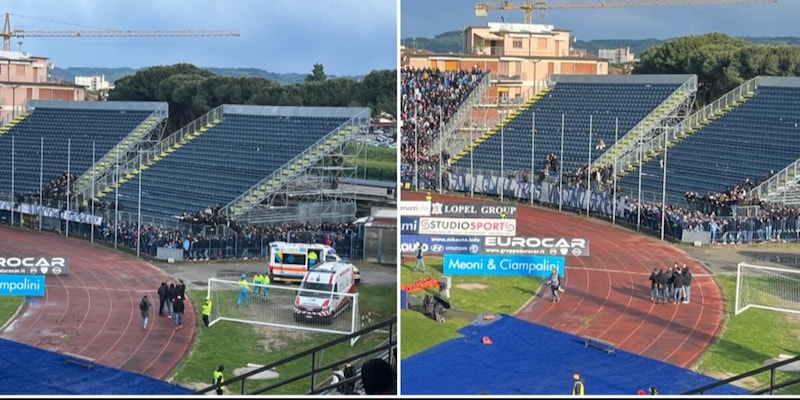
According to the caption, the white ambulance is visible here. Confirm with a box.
[268,242,360,284]
[293,261,357,324]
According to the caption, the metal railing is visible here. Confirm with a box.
[89,106,224,206]
[595,76,697,171]
[682,353,800,395]
[430,73,491,156]
[194,316,397,396]
[220,110,370,219]
[753,158,800,204]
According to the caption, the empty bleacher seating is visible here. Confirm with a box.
[0,101,158,199]
[452,75,687,178]
[110,106,354,220]
[618,79,800,205]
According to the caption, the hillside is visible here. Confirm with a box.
[51,67,363,85]
[401,31,800,59]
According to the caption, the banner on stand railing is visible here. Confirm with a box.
[445,170,629,218]
[0,201,103,226]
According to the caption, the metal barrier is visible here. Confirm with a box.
[683,353,800,395]
[194,315,397,396]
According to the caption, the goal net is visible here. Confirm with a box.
[735,262,800,315]
[207,278,360,339]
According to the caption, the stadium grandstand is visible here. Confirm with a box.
[0,100,379,260]
[405,70,800,245]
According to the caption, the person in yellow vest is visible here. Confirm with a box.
[201,297,212,328]
[572,370,585,396]
[213,364,226,395]
[308,250,319,268]
[500,210,507,219]
[425,191,432,202]
[253,272,263,297]
[237,274,249,307]
[261,272,271,301]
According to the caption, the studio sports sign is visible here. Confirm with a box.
[443,254,565,277]
[429,202,516,219]
[0,257,70,275]
[418,218,516,237]
[482,237,590,257]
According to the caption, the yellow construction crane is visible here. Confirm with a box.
[476,0,778,24]
[1,13,239,52]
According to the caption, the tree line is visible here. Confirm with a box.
[633,33,800,106]
[108,63,396,133]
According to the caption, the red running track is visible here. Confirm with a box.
[0,227,195,379]
[403,191,724,368]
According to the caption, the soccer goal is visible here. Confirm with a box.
[207,278,361,343]
[735,262,800,315]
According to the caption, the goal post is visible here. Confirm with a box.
[735,262,800,316]
[206,278,361,341]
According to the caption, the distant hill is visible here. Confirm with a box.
[401,31,800,58]
[51,67,364,86]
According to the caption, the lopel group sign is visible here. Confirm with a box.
[401,234,482,254]
[400,201,431,217]
[0,257,70,275]
[443,254,565,277]
[419,218,516,237]
[429,202,517,219]
[0,274,46,296]
[482,236,590,257]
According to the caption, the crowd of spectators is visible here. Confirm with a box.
[400,66,487,189]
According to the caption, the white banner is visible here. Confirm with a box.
[0,201,104,226]
[419,217,516,236]
[400,200,431,216]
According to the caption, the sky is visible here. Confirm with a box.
[3,0,398,76]
[401,0,800,42]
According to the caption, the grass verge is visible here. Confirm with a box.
[692,274,800,393]
[0,296,23,326]
[170,283,396,395]
[399,257,541,359]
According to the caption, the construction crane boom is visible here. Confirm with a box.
[2,13,239,52]
[476,0,778,24]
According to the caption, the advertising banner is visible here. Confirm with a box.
[0,275,46,296]
[400,217,420,234]
[419,218,516,237]
[401,234,482,254]
[0,257,70,275]
[443,254,565,277]
[400,201,431,217]
[445,169,628,218]
[0,201,103,226]
[429,202,517,219]
[482,237,590,256]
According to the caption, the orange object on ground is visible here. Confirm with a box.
[401,277,440,293]
[482,336,493,345]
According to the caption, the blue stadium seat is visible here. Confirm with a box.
[618,84,800,204]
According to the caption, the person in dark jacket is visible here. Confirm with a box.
[342,361,357,394]
[648,268,659,302]
[682,264,693,304]
[173,295,185,330]
[167,282,177,318]
[672,270,685,305]
[665,266,676,303]
[157,282,168,316]
[655,269,668,304]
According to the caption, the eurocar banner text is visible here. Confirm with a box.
[0,274,46,296]
[418,218,516,236]
[0,257,69,275]
[482,236,590,256]
[401,234,482,254]
[443,254,565,277]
